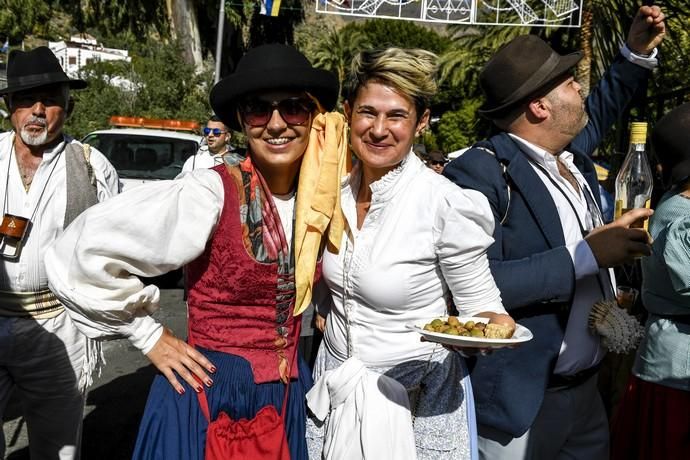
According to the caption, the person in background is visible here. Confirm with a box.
[44,44,349,459]
[306,47,514,459]
[443,5,664,459]
[0,47,119,459]
[426,149,448,174]
[181,115,232,172]
[610,102,690,460]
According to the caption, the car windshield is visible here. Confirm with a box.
[82,132,198,180]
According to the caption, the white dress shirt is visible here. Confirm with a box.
[508,134,615,375]
[273,191,295,254]
[181,145,227,173]
[320,153,505,368]
[0,132,119,293]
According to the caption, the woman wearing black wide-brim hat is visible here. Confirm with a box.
[45,44,351,459]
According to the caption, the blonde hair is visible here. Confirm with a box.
[344,48,438,119]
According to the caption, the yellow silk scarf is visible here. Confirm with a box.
[293,111,351,315]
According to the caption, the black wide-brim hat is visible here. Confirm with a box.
[210,44,338,131]
[0,46,87,95]
[478,35,582,118]
[652,102,690,184]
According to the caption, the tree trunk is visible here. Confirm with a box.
[166,0,203,71]
[576,2,593,97]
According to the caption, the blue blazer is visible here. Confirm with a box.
[443,55,650,437]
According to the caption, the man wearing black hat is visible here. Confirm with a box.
[443,5,665,460]
[0,47,119,459]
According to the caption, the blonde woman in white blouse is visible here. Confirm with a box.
[305,48,515,459]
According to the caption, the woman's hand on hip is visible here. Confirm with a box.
[145,328,216,395]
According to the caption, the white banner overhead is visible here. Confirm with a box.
[315,0,583,27]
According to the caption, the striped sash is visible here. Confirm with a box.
[0,288,64,319]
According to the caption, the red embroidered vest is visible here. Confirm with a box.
[186,165,299,384]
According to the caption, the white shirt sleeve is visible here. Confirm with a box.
[46,169,225,354]
[88,145,121,198]
[181,155,195,174]
[620,43,659,70]
[567,240,601,280]
[433,186,505,316]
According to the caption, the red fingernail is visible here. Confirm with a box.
[195,386,202,393]
[177,387,185,395]
[210,366,216,373]
[205,378,213,387]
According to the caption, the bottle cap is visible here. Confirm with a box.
[630,122,648,144]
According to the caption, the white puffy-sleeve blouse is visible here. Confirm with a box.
[321,153,505,367]
[45,169,224,354]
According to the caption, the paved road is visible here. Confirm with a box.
[3,288,187,460]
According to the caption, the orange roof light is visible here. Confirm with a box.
[109,116,200,132]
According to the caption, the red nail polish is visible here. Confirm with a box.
[210,366,217,373]
[206,379,213,387]
[195,386,202,393]
[177,387,185,395]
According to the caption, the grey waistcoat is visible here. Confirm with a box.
[64,141,98,229]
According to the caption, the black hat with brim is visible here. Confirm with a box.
[210,44,338,132]
[0,46,87,95]
[652,102,690,185]
[478,35,582,118]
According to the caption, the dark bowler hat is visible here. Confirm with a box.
[652,102,690,185]
[478,35,582,118]
[210,44,338,131]
[0,46,87,95]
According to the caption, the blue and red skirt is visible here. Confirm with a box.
[132,347,313,460]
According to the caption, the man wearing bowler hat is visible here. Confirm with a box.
[443,5,665,460]
[0,47,118,458]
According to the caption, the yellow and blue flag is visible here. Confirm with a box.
[260,0,282,16]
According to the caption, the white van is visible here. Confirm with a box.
[82,117,202,191]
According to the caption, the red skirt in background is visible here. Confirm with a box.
[610,374,690,460]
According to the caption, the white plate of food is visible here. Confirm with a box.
[407,316,533,349]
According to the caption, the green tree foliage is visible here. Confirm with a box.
[435,98,491,153]
[648,5,690,109]
[310,25,371,101]
[0,0,52,42]
[60,0,167,39]
[130,41,211,119]
[352,19,450,54]
[294,12,334,62]
[65,60,131,138]
[65,41,212,139]
[439,26,527,95]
